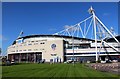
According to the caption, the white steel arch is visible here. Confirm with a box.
[53,6,120,62]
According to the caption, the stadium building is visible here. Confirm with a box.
[7,7,120,63]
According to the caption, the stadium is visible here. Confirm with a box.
[7,7,120,63]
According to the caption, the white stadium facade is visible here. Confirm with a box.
[7,7,120,63]
[7,35,120,63]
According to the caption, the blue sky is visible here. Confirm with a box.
[1,2,119,56]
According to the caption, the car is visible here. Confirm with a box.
[11,60,15,65]
[5,60,11,66]
[41,59,45,63]
[66,60,73,63]
[38,59,45,64]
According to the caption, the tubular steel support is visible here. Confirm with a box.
[53,6,119,62]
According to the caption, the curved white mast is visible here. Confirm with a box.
[88,6,98,62]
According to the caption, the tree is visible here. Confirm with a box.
[0,48,1,54]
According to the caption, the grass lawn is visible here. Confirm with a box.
[2,63,119,77]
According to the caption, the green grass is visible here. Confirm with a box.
[2,63,119,77]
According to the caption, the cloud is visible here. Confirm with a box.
[64,25,78,32]
[48,28,57,31]
[103,13,110,16]
[0,35,2,40]
[0,35,8,41]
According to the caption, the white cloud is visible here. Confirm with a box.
[103,13,110,16]
[64,25,78,32]
[49,28,57,31]
[0,35,2,40]
[0,35,7,41]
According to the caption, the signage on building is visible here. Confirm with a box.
[51,44,56,51]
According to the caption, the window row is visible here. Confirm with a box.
[10,42,45,48]
[11,49,45,52]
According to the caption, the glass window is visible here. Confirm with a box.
[34,43,38,45]
[28,49,31,51]
[23,49,26,51]
[40,42,45,44]
[34,49,38,51]
[19,50,22,52]
[28,44,32,45]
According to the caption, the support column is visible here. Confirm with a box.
[93,15,98,62]
[34,53,36,63]
[19,53,21,63]
[26,53,28,63]
[89,6,98,62]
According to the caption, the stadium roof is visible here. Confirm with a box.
[12,34,94,45]
[12,34,120,45]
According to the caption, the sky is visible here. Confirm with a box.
[1,2,119,56]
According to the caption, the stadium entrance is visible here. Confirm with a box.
[8,52,42,63]
[36,52,42,62]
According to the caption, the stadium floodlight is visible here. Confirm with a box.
[88,6,95,14]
